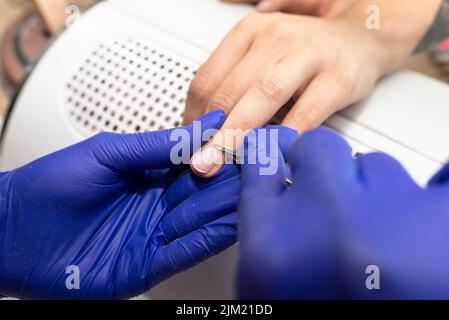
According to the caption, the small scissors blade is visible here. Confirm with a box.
[213,145,242,164]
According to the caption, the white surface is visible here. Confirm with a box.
[341,71,449,164]
[1,0,449,299]
[109,0,253,52]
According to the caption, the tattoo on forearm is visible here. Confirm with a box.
[415,0,449,53]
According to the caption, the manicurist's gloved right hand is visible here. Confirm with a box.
[0,110,240,300]
[238,127,449,299]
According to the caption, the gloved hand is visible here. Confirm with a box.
[0,110,240,300]
[238,127,449,299]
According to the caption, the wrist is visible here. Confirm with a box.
[337,0,443,74]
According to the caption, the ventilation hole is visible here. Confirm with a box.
[66,40,190,136]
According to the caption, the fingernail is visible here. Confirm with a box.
[257,0,272,11]
[191,145,223,174]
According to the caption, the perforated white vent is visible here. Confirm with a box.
[65,39,196,136]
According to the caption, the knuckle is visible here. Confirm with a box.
[209,86,238,113]
[269,19,293,38]
[324,70,354,96]
[242,12,262,25]
[188,70,214,106]
[234,13,259,34]
[307,36,327,55]
[289,105,320,132]
[255,75,285,103]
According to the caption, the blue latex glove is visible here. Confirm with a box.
[0,110,240,300]
[238,127,449,299]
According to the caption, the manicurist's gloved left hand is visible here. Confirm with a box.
[0,110,240,300]
[238,127,449,300]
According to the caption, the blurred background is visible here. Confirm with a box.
[0,0,448,120]
[0,0,94,117]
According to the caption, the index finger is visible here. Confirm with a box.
[183,16,256,125]
[190,55,318,177]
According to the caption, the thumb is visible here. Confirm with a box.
[86,110,226,173]
[256,0,285,12]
